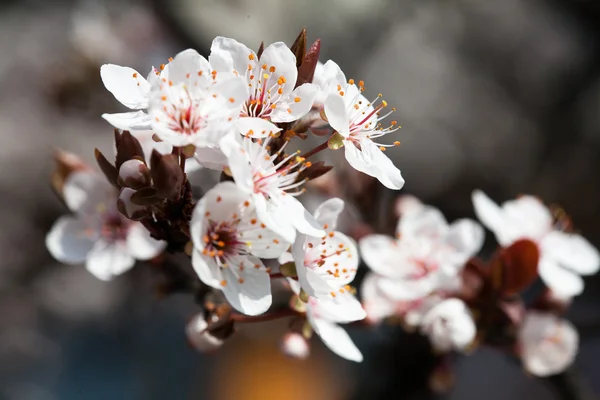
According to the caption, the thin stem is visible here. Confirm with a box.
[230,308,301,323]
[269,272,285,279]
[300,138,330,159]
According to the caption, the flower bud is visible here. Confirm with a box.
[186,313,224,353]
[118,159,150,189]
[281,332,310,360]
[117,188,148,220]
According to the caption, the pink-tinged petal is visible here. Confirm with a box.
[541,231,600,276]
[86,240,135,281]
[46,216,95,264]
[472,190,505,234]
[310,317,363,362]
[279,195,325,238]
[191,250,221,289]
[344,139,405,190]
[359,234,401,278]
[519,312,579,377]
[271,83,319,123]
[193,146,227,170]
[101,111,152,131]
[237,117,281,138]
[538,256,584,297]
[168,49,211,88]
[186,313,224,352]
[63,171,115,215]
[259,42,298,97]
[253,194,296,243]
[324,93,350,137]
[313,197,344,231]
[361,273,397,323]
[100,64,150,109]
[125,223,166,260]
[210,36,256,76]
[399,206,448,241]
[445,219,484,261]
[220,257,271,315]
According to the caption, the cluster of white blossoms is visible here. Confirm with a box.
[361,193,599,376]
[46,34,406,363]
[44,31,599,376]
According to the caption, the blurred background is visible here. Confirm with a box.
[1,0,600,398]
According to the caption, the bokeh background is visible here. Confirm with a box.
[1,0,600,399]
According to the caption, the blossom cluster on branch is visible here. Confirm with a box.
[45,29,599,382]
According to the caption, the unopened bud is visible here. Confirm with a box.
[185,313,224,353]
[117,188,148,220]
[280,262,297,278]
[327,131,345,150]
[118,159,150,189]
[281,332,310,360]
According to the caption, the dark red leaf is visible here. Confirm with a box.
[115,130,145,169]
[150,150,184,201]
[289,28,307,68]
[296,39,320,87]
[257,41,265,59]
[491,239,540,296]
[94,148,118,186]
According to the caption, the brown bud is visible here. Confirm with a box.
[115,130,145,169]
[150,150,184,201]
[117,188,149,220]
[94,148,118,186]
[118,159,151,189]
[290,28,307,68]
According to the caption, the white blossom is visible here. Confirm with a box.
[46,171,166,280]
[472,190,600,297]
[320,60,404,190]
[519,312,579,377]
[281,332,310,360]
[220,134,324,243]
[190,181,290,315]
[360,202,484,302]
[210,37,319,138]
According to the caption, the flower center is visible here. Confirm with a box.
[241,56,289,119]
[201,220,242,261]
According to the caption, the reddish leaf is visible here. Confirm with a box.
[94,148,118,186]
[491,239,540,296]
[115,130,145,169]
[150,150,184,201]
[296,39,320,87]
[289,28,307,68]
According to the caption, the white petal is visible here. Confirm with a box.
[220,257,271,315]
[237,117,281,138]
[193,146,228,170]
[101,111,152,131]
[86,240,135,281]
[191,250,221,289]
[503,196,553,240]
[243,222,290,259]
[279,195,325,238]
[344,139,405,190]
[538,256,584,297]
[421,298,476,352]
[324,93,350,137]
[309,291,367,323]
[541,231,600,275]
[168,48,211,88]
[359,234,400,278]
[210,36,255,76]
[313,197,344,231]
[253,194,296,243]
[310,317,363,362]
[471,190,506,236]
[520,312,579,377]
[219,135,255,193]
[100,64,150,109]
[259,42,298,96]
[377,276,436,301]
[445,219,485,261]
[63,171,115,215]
[208,76,247,109]
[361,273,397,323]
[125,223,166,260]
[399,206,448,241]
[46,216,95,264]
[271,83,319,123]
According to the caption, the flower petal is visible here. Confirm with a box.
[63,171,115,215]
[399,206,448,241]
[253,194,296,243]
[361,273,397,323]
[86,240,135,281]
[377,275,437,301]
[219,135,255,193]
[445,218,484,261]
[191,249,221,289]
[220,257,271,315]
[210,36,256,76]
[310,317,363,362]
[237,117,281,139]
[541,231,600,276]
[101,111,152,131]
[309,291,367,324]
[126,223,166,260]
[420,298,476,352]
[193,146,228,170]
[324,93,350,137]
[538,256,584,297]
[359,234,401,278]
[279,195,325,238]
[313,197,344,231]
[168,49,211,88]
[46,216,95,264]
[344,139,405,190]
[259,42,298,97]
[100,64,150,109]
[271,83,319,123]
